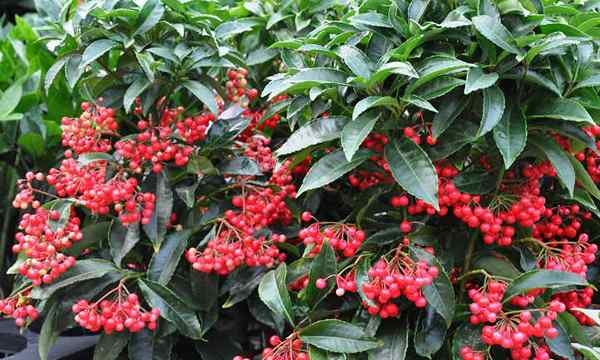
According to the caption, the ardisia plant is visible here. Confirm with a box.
[4,0,600,359]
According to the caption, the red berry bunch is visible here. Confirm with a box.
[458,346,485,360]
[0,287,38,327]
[242,135,276,171]
[298,222,366,257]
[73,286,160,334]
[175,112,216,144]
[552,288,595,325]
[467,280,506,325]
[13,171,46,209]
[115,121,193,173]
[540,233,597,277]
[13,207,81,285]
[186,218,287,275]
[225,68,258,105]
[359,247,439,318]
[60,102,118,155]
[403,124,436,145]
[334,271,357,296]
[234,334,308,360]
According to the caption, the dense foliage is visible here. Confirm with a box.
[5,0,600,359]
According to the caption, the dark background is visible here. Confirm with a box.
[0,0,36,21]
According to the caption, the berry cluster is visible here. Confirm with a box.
[225,68,258,106]
[0,288,38,327]
[540,233,597,277]
[234,334,308,360]
[13,207,81,285]
[358,244,439,318]
[61,102,118,155]
[243,135,276,171]
[403,125,436,145]
[467,280,506,325]
[175,112,216,144]
[298,220,365,257]
[115,121,194,173]
[459,347,485,360]
[73,287,160,334]
[552,288,595,325]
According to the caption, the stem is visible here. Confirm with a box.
[459,231,479,298]
[0,151,20,294]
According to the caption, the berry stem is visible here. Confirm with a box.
[460,231,480,298]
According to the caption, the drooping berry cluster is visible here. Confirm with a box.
[458,347,485,360]
[225,68,258,106]
[538,233,597,277]
[115,121,194,173]
[73,286,160,334]
[552,288,595,325]
[60,102,118,155]
[13,207,81,285]
[298,218,365,257]
[0,287,38,327]
[175,112,216,144]
[234,334,308,360]
[354,242,439,318]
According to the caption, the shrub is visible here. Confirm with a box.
[3,0,600,359]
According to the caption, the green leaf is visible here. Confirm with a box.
[369,317,409,359]
[276,116,348,156]
[32,259,118,299]
[408,0,432,23]
[503,270,588,301]
[464,67,498,94]
[305,241,336,307]
[182,80,218,116]
[138,280,203,339]
[369,62,419,86]
[493,101,527,169]
[299,319,382,353]
[94,333,130,360]
[410,247,455,326]
[215,18,260,40]
[529,98,594,123]
[65,55,84,89]
[298,149,371,196]
[38,301,65,360]
[258,263,295,326]
[0,81,23,116]
[572,344,600,360]
[414,308,447,357]
[124,77,151,112]
[407,56,473,94]
[472,253,521,278]
[529,135,575,197]
[142,172,173,251]
[353,96,398,120]
[546,314,576,360]
[219,157,262,176]
[110,222,140,266]
[431,92,469,139]
[574,74,600,91]
[402,95,437,113]
[148,230,191,285]
[452,323,486,358]
[454,168,497,194]
[338,45,373,79]
[134,0,165,36]
[349,12,392,28]
[478,85,505,136]
[136,52,156,82]
[568,154,600,201]
[341,112,380,161]
[128,330,173,360]
[472,15,523,55]
[384,137,439,209]
[414,77,465,101]
[190,271,219,311]
[77,152,115,166]
[246,46,278,66]
[80,39,118,70]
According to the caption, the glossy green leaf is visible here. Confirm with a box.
[407,56,473,94]
[110,222,140,266]
[353,96,398,120]
[0,81,23,116]
[472,254,521,278]
[454,168,497,194]
[369,62,418,85]
[503,270,588,301]
[298,149,371,196]
[305,241,336,307]
[80,39,118,70]
[568,154,600,201]
[138,280,203,339]
[385,137,439,209]
[219,156,262,176]
[258,263,295,326]
[94,333,130,360]
[341,112,380,161]
[408,0,431,23]
[148,230,191,285]
[134,0,165,36]
[182,80,218,116]
[276,116,348,155]
[124,77,151,112]
[369,317,409,359]
[574,74,600,91]
[414,308,447,357]
[478,85,505,136]
[494,102,527,169]
[299,319,382,353]
[338,45,373,79]
[529,98,594,123]
[572,344,600,360]
[472,15,522,55]
[464,67,498,94]
[530,135,575,197]
[431,92,469,138]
